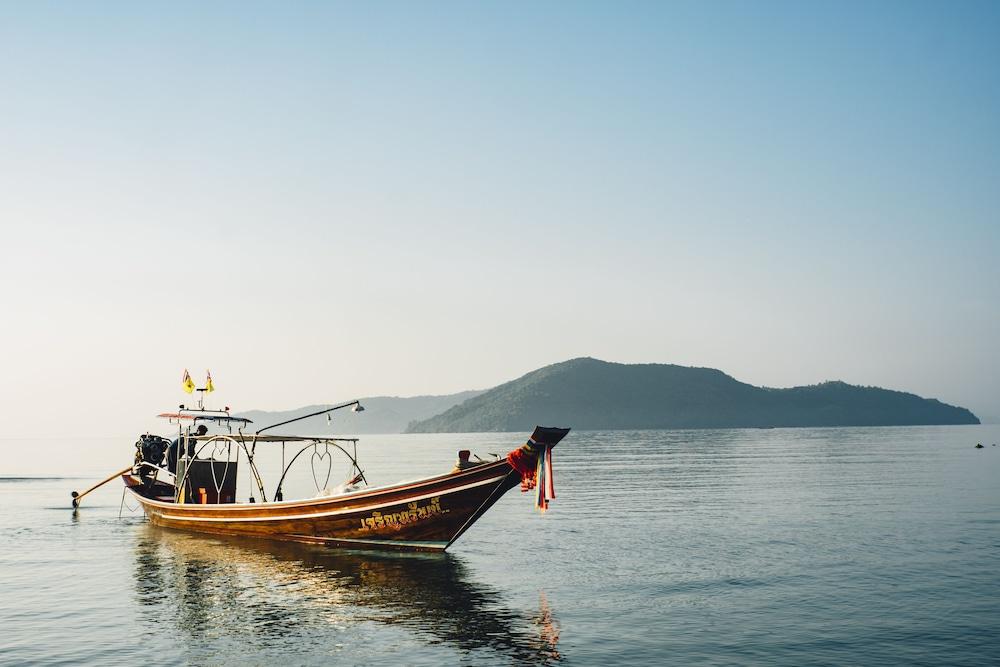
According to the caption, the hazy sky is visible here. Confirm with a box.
[1,1,998,439]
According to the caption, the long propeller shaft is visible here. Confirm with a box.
[71,466,132,508]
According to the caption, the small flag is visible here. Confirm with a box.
[205,370,215,393]
[182,369,195,394]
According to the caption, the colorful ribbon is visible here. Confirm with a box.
[534,444,556,511]
[506,437,557,511]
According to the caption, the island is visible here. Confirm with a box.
[405,357,979,432]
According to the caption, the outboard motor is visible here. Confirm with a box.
[134,434,169,479]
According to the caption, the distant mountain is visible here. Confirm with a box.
[238,390,484,435]
[406,358,979,432]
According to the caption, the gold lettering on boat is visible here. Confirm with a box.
[359,496,448,531]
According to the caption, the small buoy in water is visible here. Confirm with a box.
[975,443,984,449]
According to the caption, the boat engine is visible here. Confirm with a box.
[135,434,169,478]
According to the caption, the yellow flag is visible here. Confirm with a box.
[182,369,195,394]
[205,370,215,393]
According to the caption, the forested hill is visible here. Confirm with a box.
[405,358,979,432]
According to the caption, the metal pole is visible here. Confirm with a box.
[255,400,360,436]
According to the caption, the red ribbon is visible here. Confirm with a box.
[507,446,538,491]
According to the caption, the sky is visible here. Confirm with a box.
[1,1,998,441]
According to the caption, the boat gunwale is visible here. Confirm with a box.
[129,472,511,523]
[123,458,513,514]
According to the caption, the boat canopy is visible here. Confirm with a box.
[189,434,358,443]
[157,412,253,424]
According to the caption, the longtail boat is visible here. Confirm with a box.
[99,398,568,552]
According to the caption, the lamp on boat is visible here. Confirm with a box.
[255,399,366,436]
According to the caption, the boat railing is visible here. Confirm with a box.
[270,437,366,502]
[174,434,242,504]
[166,399,367,504]
[174,433,365,504]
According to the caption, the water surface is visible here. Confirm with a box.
[1,426,999,665]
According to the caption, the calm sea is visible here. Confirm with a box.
[2,426,999,666]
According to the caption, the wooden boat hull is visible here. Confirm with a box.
[124,460,520,551]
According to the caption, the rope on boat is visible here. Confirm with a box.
[119,488,140,517]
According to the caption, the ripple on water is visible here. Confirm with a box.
[0,426,999,665]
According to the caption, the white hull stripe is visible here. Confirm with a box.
[143,475,508,523]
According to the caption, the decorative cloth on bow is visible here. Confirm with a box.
[505,426,570,511]
[534,444,556,511]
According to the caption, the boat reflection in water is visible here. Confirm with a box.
[131,525,561,664]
